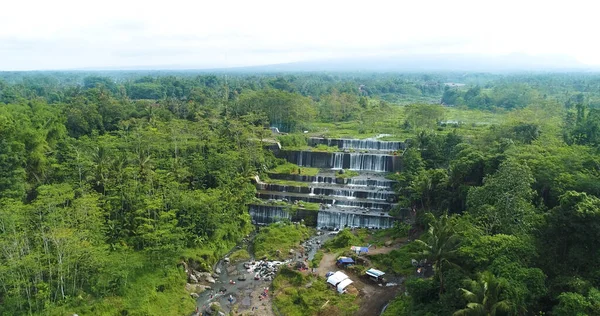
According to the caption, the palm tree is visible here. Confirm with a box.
[414,213,460,294]
[454,271,513,316]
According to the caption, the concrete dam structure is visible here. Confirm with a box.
[250,136,405,229]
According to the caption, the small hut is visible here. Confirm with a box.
[366,268,386,282]
[336,257,355,268]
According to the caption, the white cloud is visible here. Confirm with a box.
[1,0,599,70]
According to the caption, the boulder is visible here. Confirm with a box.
[224,257,230,263]
[238,274,247,281]
[289,249,295,254]
[195,285,211,293]
[196,271,212,280]
[212,273,219,278]
[185,283,196,292]
[189,274,199,284]
[215,267,221,274]
[384,240,393,247]
[205,302,221,315]
[190,293,199,299]
[206,275,216,284]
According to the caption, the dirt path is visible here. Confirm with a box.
[316,252,338,277]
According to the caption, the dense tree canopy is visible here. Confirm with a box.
[3,71,600,315]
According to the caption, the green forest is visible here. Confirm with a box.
[2,71,600,315]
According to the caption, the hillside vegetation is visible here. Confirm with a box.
[1,72,600,315]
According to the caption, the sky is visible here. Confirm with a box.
[1,0,599,70]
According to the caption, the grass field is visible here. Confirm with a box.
[299,105,509,142]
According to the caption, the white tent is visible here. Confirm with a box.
[327,271,349,287]
[336,278,354,293]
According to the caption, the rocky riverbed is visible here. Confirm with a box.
[186,228,334,315]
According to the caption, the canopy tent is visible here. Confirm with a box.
[337,257,355,265]
[336,278,354,293]
[327,271,349,287]
[366,268,386,280]
[350,246,369,254]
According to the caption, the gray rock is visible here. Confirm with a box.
[189,274,199,284]
[385,240,393,247]
[206,275,216,284]
[190,293,199,298]
[185,283,195,292]
[215,267,221,274]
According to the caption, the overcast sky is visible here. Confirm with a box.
[1,0,598,70]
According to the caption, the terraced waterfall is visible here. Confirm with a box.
[250,136,405,229]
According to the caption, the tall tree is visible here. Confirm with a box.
[454,271,513,316]
[414,213,461,294]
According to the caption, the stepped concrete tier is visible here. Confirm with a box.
[277,150,402,172]
[267,173,397,189]
[249,204,318,226]
[253,136,406,229]
[256,183,397,202]
[307,137,406,152]
[249,204,396,229]
[256,190,395,210]
[317,209,396,229]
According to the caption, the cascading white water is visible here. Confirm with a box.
[349,154,389,172]
[249,205,291,224]
[309,187,315,196]
[340,139,402,151]
[317,210,395,229]
[331,152,344,169]
[347,178,395,188]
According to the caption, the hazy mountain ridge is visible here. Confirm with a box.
[73,53,598,73]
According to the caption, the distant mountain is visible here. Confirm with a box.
[71,53,597,73]
[216,53,594,73]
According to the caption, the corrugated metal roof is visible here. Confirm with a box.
[366,268,385,278]
[337,257,355,264]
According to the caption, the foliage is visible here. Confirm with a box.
[552,288,600,316]
[381,294,412,316]
[322,229,362,252]
[310,250,324,269]
[538,191,600,280]
[229,249,251,263]
[272,267,359,316]
[404,103,446,130]
[277,134,308,148]
[414,213,461,294]
[253,222,312,260]
[335,169,360,179]
[5,71,600,315]
[454,271,513,316]
[370,242,422,275]
[269,162,320,176]
[466,159,537,235]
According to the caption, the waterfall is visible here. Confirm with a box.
[340,139,402,151]
[347,178,395,188]
[349,154,390,172]
[331,152,343,169]
[317,210,396,229]
[334,200,391,210]
[308,137,404,152]
[248,205,291,225]
[309,187,315,196]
